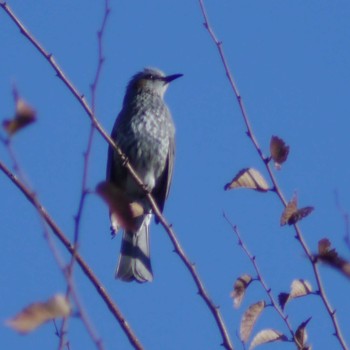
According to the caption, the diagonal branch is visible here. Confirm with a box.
[1,127,103,349]
[68,0,110,300]
[198,1,348,349]
[0,160,143,350]
[224,213,303,348]
[60,1,111,348]
[0,3,234,349]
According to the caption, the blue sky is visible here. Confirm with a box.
[1,1,350,349]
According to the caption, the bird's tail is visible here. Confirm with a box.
[116,213,153,282]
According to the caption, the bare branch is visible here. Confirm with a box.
[0,3,233,348]
[224,213,304,348]
[60,2,111,346]
[1,93,103,348]
[59,2,111,346]
[197,1,348,349]
[0,160,143,350]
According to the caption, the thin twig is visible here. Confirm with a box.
[223,213,303,348]
[197,1,348,349]
[0,160,143,350]
[0,3,234,348]
[72,0,110,251]
[60,1,111,348]
[1,113,103,349]
[3,153,104,349]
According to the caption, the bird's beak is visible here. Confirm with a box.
[163,74,183,84]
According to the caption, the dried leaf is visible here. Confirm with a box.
[249,329,288,350]
[6,294,70,333]
[270,136,289,169]
[96,181,144,232]
[224,168,269,192]
[3,98,36,136]
[240,300,266,343]
[295,317,312,349]
[318,238,333,255]
[279,279,312,310]
[288,207,314,225]
[278,292,290,310]
[280,194,314,226]
[317,239,350,279]
[230,274,253,308]
[290,279,312,299]
[280,195,298,226]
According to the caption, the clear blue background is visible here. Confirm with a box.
[1,1,350,349]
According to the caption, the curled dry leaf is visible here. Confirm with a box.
[290,279,312,299]
[249,329,288,350]
[230,274,253,308]
[317,238,350,279]
[280,194,314,226]
[3,98,36,136]
[6,294,70,333]
[96,181,144,232]
[318,238,332,255]
[287,207,314,225]
[278,292,290,311]
[295,317,312,349]
[270,135,289,169]
[278,279,312,310]
[240,300,266,343]
[224,168,269,192]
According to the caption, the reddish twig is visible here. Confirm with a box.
[198,1,348,349]
[1,109,103,349]
[2,148,104,350]
[0,3,234,348]
[0,160,143,350]
[60,2,111,347]
[224,213,303,348]
[72,0,110,250]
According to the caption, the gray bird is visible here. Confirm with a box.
[107,67,182,283]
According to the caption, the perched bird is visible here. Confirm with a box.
[107,68,182,282]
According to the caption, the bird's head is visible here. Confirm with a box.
[126,68,183,98]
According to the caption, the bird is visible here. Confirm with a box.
[106,67,182,283]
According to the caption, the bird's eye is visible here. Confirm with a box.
[148,74,154,80]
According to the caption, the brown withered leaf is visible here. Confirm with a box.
[230,274,253,308]
[278,279,312,310]
[287,207,314,225]
[317,238,350,279]
[3,98,36,136]
[6,294,70,334]
[96,181,144,232]
[280,195,297,225]
[224,168,269,192]
[318,238,333,255]
[278,292,290,311]
[270,136,289,169]
[280,195,314,226]
[295,317,311,349]
[249,329,288,350]
[240,300,266,343]
[290,279,312,299]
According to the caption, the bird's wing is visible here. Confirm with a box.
[106,140,114,182]
[106,113,127,187]
[153,134,175,216]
